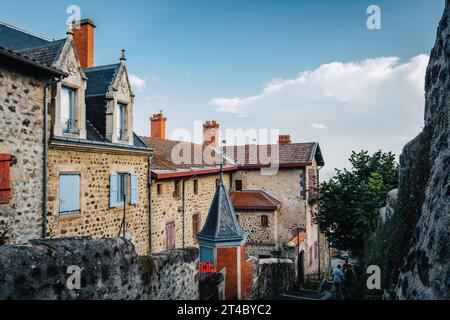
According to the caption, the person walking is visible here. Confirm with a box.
[332,265,344,300]
[344,264,355,300]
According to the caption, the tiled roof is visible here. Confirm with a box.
[197,174,247,242]
[230,190,281,211]
[84,64,120,96]
[0,22,49,50]
[140,137,235,178]
[17,39,66,66]
[223,142,324,167]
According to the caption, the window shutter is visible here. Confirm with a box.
[110,173,118,207]
[0,154,11,204]
[130,173,138,205]
[59,174,80,214]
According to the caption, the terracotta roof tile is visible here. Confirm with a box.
[223,143,324,167]
[230,190,281,211]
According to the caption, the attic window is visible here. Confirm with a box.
[116,103,127,141]
[61,86,76,133]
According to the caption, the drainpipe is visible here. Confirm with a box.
[182,178,187,249]
[148,155,154,255]
[317,165,323,281]
[41,77,62,239]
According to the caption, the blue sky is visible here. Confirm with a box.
[0,0,445,176]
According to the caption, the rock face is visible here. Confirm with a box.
[394,1,450,300]
[379,189,398,224]
[0,237,199,300]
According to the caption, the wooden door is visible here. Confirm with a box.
[166,222,176,250]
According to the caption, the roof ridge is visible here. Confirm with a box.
[0,21,52,42]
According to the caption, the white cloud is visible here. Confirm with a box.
[209,54,429,179]
[310,123,327,129]
[129,74,147,92]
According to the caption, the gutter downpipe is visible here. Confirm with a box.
[42,77,62,239]
[148,155,154,255]
[317,165,324,281]
[182,178,186,249]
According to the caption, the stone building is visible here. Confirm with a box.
[224,135,331,278]
[230,190,281,256]
[0,41,67,245]
[0,20,153,254]
[141,113,235,253]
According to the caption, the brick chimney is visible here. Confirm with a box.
[150,112,167,140]
[203,121,220,147]
[73,19,96,68]
[278,135,292,145]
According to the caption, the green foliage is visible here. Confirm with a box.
[315,150,399,258]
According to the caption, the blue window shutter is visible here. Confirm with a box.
[200,247,215,264]
[110,173,118,207]
[59,174,80,214]
[130,173,138,205]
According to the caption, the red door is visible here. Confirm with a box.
[166,222,176,250]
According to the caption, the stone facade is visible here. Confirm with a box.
[0,65,48,244]
[46,148,150,255]
[235,209,279,255]
[231,164,329,276]
[0,237,199,300]
[150,173,231,253]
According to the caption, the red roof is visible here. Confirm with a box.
[223,143,324,168]
[230,190,281,211]
[140,136,236,179]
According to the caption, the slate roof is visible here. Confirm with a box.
[197,172,247,242]
[0,22,50,50]
[17,39,66,66]
[84,64,120,96]
[230,190,281,211]
[223,142,324,167]
[0,46,66,76]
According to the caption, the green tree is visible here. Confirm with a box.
[315,150,398,258]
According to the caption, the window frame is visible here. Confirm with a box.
[116,103,127,141]
[235,180,243,191]
[261,215,269,228]
[193,179,199,195]
[192,213,201,241]
[173,180,181,198]
[61,86,77,134]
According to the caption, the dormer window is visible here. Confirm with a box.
[61,86,76,133]
[116,103,127,141]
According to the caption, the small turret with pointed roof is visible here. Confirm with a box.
[196,164,247,243]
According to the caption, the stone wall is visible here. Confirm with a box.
[236,209,278,255]
[251,257,296,299]
[0,65,47,244]
[46,148,150,255]
[150,173,232,253]
[0,237,199,300]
